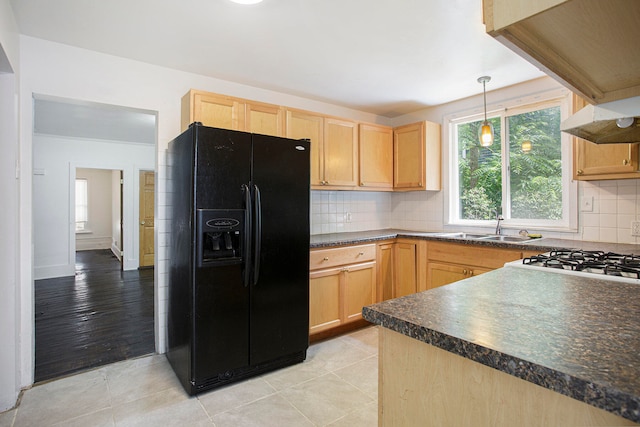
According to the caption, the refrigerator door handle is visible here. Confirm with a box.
[252,184,262,286]
[242,184,252,287]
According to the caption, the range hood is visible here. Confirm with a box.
[561,96,640,144]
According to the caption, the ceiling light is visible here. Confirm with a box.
[477,76,494,147]
[229,0,263,4]
[521,140,532,153]
[616,117,635,128]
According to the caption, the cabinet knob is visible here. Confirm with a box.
[463,269,468,275]
[577,169,583,175]
[470,270,474,276]
[140,221,145,225]
[358,252,364,256]
[360,182,365,186]
[623,159,630,165]
[323,257,329,261]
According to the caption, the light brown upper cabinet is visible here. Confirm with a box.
[359,123,393,190]
[483,0,640,105]
[183,89,443,191]
[181,90,245,132]
[393,121,441,191]
[286,110,358,189]
[245,101,285,137]
[571,94,639,180]
[285,109,324,186]
[181,89,284,137]
[322,118,359,188]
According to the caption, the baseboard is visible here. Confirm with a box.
[76,236,111,251]
[111,244,122,261]
[34,264,75,280]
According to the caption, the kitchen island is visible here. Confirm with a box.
[363,267,640,426]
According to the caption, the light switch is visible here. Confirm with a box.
[580,196,593,212]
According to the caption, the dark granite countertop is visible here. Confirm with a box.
[310,228,640,254]
[362,267,640,423]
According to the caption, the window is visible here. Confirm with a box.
[450,96,575,230]
[75,178,88,232]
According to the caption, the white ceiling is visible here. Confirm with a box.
[11,0,545,118]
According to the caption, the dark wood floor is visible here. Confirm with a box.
[35,249,154,383]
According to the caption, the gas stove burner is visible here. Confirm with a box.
[520,249,640,280]
[605,263,640,279]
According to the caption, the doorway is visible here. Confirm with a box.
[32,97,158,382]
[75,168,123,265]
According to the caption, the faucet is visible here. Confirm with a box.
[495,212,504,235]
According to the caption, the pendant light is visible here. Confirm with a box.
[477,76,494,147]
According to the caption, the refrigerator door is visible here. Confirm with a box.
[192,127,253,384]
[249,134,310,366]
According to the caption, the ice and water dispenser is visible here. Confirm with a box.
[196,209,245,267]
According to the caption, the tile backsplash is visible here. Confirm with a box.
[310,179,640,244]
[310,191,392,234]
[579,179,640,244]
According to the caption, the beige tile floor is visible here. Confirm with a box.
[0,326,379,427]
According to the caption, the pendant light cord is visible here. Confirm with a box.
[482,80,488,122]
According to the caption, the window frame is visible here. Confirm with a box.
[445,92,577,232]
[75,178,89,233]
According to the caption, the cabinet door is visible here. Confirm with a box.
[286,109,324,186]
[186,91,245,132]
[428,242,521,270]
[377,242,394,302]
[343,262,376,323]
[394,242,417,298]
[246,102,284,137]
[427,262,489,290]
[572,95,639,180]
[574,141,638,179]
[309,268,342,334]
[359,123,393,189]
[394,122,425,189]
[393,121,441,191]
[324,118,358,187]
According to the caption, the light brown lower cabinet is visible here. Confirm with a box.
[426,241,523,290]
[376,239,427,302]
[309,245,376,336]
[427,262,490,290]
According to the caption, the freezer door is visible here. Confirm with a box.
[194,126,252,210]
[249,134,310,366]
[192,126,253,383]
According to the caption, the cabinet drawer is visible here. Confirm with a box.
[310,244,376,270]
[428,242,521,270]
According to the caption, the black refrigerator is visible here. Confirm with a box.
[166,123,310,395]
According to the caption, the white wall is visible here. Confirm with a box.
[75,168,115,251]
[111,170,123,259]
[0,0,20,413]
[17,34,389,390]
[33,136,154,278]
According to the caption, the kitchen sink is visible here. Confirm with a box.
[432,232,494,239]
[430,232,540,243]
[477,235,533,242]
